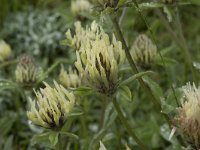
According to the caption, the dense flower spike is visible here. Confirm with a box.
[27,81,75,129]
[65,21,108,51]
[71,0,92,19]
[0,40,12,62]
[59,65,81,88]
[15,54,42,88]
[174,83,200,149]
[130,34,157,69]
[66,21,125,95]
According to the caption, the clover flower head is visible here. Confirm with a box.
[131,34,157,69]
[71,21,125,95]
[71,0,92,19]
[174,83,200,148]
[15,54,42,88]
[65,21,108,51]
[59,65,81,88]
[27,81,75,129]
[0,40,12,62]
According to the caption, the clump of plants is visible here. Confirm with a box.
[1,9,68,62]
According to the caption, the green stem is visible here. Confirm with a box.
[111,17,158,108]
[100,95,108,129]
[111,15,171,126]
[112,97,148,150]
[57,133,62,150]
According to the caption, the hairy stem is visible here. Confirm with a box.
[57,133,62,150]
[112,97,148,150]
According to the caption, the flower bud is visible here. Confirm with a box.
[0,40,12,62]
[59,65,81,88]
[27,81,75,129]
[130,34,157,69]
[15,54,42,88]
[71,0,93,20]
[71,21,125,96]
[174,83,200,149]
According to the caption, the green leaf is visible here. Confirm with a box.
[59,131,79,140]
[0,114,16,137]
[31,132,54,148]
[73,86,93,96]
[143,77,163,101]
[48,132,59,146]
[161,98,175,114]
[89,111,117,150]
[120,71,154,86]
[0,79,17,91]
[99,141,107,150]
[156,57,177,67]
[163,6,172,22]
[3,135,13,150]
[118,86,132,102]
[117,0,126,7]
[67,108,83,118]
[160,124,178,144]
[103,102,113,127]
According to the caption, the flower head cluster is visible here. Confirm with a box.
[174,83,200,148]
[0,40,12,62]
[66,21,125,95]
[71,0,93,19]
[65,21,108,51]
[27,81,75,129]
[59,65,81,88]
[130,34,157,69]
[15,54,42,88]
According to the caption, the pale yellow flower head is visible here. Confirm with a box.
[175,83,200,147]
[130,34,157,69]
[15,54,42,88]
[181,83,200,123]
[0,40,12,62]
[71,0,92,18]
[59,65,81,88]
[27,81,75,129]
[65,21,108,51]
[69,21,125,95]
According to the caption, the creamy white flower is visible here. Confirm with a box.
[174,83,200,148]
[67,21,125,95]
[181,83,200,123]
[59,65,81,88]
[15,54,42,87]
[0,40,12,62]
[27,81,75,129]
[65,21,108,51]
[130,34,157,69]
[71,0,92,17]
